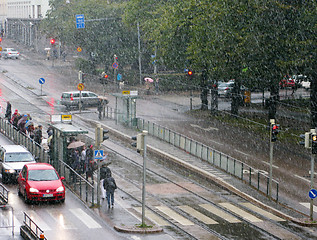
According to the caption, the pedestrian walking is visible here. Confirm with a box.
[100,160,111,200]
[17,114,28,134]
[86,145,94,179]
[5,101,12,121]
[97,99,104,120]
[103,173,117,209]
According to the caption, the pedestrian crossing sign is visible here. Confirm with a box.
[94,150,103,160]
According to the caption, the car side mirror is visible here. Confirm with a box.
[61,177,65,181]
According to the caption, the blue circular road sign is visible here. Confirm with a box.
[39,78,45,84]
[309,189,317,199]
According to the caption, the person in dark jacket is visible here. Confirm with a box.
[103,174,117,208]
[5,101,12,121]
[100,162,112,200]
[34,125,43,145]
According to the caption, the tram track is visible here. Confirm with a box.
[0,69,314,239]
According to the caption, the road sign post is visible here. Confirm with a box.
[76,14,85,29]
[39,78,45,96]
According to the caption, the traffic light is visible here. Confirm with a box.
[50,38,56,45]
[100,73,109,84]
[102,129,109,141]
[312,133,317,154]
[0,37,2,43]
[131,133,144,154]
[299,132,311,148]
[271,124,279,142]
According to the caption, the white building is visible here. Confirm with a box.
[0,0,50,29]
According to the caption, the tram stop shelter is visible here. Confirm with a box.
[111,91,138,126]
[48,114,88,168]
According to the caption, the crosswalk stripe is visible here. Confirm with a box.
[27,210,52,231]
[240,202,285,222]
[70,208,102,229]
[200,204,241,223]
[178,205,218,225]
[219,203,263,223]
[46,209,76,229]
[133,207,170,226]
[156,206,194,226]
[300,202,317,213]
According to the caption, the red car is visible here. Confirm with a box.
[17,163,65,203]
[279,75,295,89]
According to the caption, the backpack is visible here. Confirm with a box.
[104,177,116,189]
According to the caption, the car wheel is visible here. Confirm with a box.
[60,198,65,203]
[24,193,30,204]
[18,186,22,197]
[2,170,8,184]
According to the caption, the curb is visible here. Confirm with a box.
[114,224,163,234]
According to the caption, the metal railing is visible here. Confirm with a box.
[0,183,9,204]
[102,105,279,201]
[22,212,47,240]
[0,118,49,163]
[53,159,95,206]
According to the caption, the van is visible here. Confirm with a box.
[0,145,36,183]
[60,91,107,110]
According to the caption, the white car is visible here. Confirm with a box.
[0,145,36,183]
[1,48,20,59]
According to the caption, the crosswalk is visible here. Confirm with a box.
[0,208,102,235]
[133,201,288,227]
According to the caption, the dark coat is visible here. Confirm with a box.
[100,166,111,179]
[103,176,117,193]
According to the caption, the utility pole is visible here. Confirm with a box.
[137,22,142,85]
[141,130,148,226]
[269,119,279,198]
[95,124,102,206]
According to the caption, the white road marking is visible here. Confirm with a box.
[262,161,279,169]
[178,205,218,225]
[219,203,263,223]
[295,174,310,183]
[190,124,219,131]
[200,204,241,223]
[133,207,170,226]
[27,210,52,231]
[156,206,194,226]
[240,202,285,222]
[46,209,76,230]
[70,208,102,229]
[235,149,251,157]
[300,203,317,213]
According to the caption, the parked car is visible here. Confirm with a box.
[279,75,295,89]
[60,91,108,110]
[218,81,247,98]
[294,74,310,90]
[0,145,36,183]
[1,48,20,59]
[17,163,65,203]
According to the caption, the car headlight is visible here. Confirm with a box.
[5,169,16,173]
[56,186,65,192]
[29,188,39,193]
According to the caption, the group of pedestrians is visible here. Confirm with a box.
[4,101,43,144]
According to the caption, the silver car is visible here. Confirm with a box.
[0,145,36,183]
[1,48,20,59]
[60,91,107,110]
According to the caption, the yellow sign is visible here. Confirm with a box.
[77,47,82,52]
[122,91,130,95]
[244,90,251,103]
[77,83,84,91]
[61,114,72,122]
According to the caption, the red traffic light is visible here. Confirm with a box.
[0,37,2,42]
[50,38,56,45]
[188,71,193,76]
[104,74,108,78]
[272,125,278,130]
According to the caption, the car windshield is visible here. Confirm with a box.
[5,152,35,162]
[28,169,59,181]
